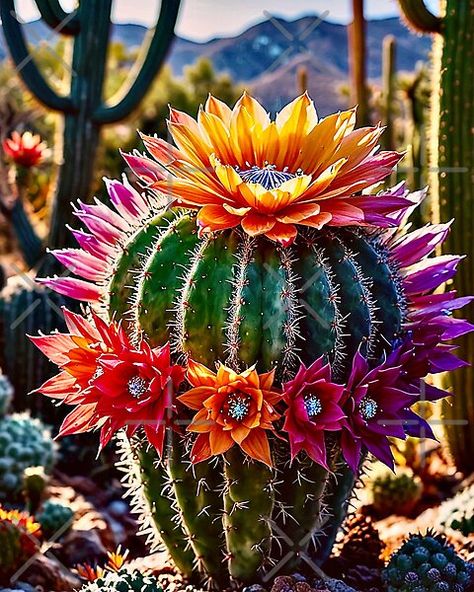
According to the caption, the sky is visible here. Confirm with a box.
[15,0,439,42]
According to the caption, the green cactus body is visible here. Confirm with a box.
[0,374,13,418]
[383,532,472,591]
[397,0,474,473]
[79,569,163,592]
[371,470,422,517]
[110,211,405,585]
[0,280,70,417]
[37,501,74,539]
[0,414,55,501]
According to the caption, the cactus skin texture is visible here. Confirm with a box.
[397,0,474,473]
[0,507,41,585]
[383,532,472,592]
[438,484,474,536]
[371,470,422,517]
[0,374,13,418]
[79,570,163,591]
[108,213,405,587]
[36,501,74,539]
[0,414,55,501]
[0,0,180,258]
[0,280,70,417]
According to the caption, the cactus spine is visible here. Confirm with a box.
[0,279,69,416]
[111,213,404,586]
[0,0,180,257]
[398,0,474,473]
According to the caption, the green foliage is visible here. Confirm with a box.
[383,532,472,591]
[79,569,163,592]
[371,469,422,517]
[0,413,55,501]
[37,501,74,539]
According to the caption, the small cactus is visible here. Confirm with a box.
[78,569,163,592]
[371,470,422,517]
[0,413,55,501]
[37,501,73,540]
[438,484,474,537]
[0,506,41,584]
[0,373,13,417]
[22,466,48,513]
[383,531,472,592]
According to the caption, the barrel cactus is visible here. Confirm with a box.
[383,532,472,591]
[79,570,163,592]
[0,506,41,584]
[31,94,472,587]
[371,469,423,517]
[0,277,69,415]
[36,501,73,539]
[0,414,55,501]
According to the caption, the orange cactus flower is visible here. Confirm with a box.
[131,92,409,246]
[3,130,47,167]
[178,360,282,467]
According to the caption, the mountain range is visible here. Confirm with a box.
[0,14,430,115]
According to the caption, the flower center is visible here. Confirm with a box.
[91,366,104,381]
[227,392,251,421]
[127,376,149,399]
[304,394,323,417]
[359,396,378,420]
[238,164,298,190]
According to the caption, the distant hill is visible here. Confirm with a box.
[0,14,430,115]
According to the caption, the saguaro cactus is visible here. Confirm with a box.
[348,0,369,125]
[381,35,397,152]
[31,94,472,587]
[0,0,181,258]
[398,0,474,473]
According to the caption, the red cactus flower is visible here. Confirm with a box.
[282,358,345,468]
[178,360,282,466]
[30,308,186,454]
[3,130,46,167]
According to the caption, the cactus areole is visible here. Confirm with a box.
[31,94,473,587]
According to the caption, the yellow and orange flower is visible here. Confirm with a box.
[127,92,409,246]
[178,360,282,466]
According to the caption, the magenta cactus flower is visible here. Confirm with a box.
[282,358,345,468]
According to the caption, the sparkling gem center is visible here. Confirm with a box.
[227,393,251,421]
[127,376,149,399]
[304,394,323,417]
[359,396,378,420]
[238,164,298,190]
